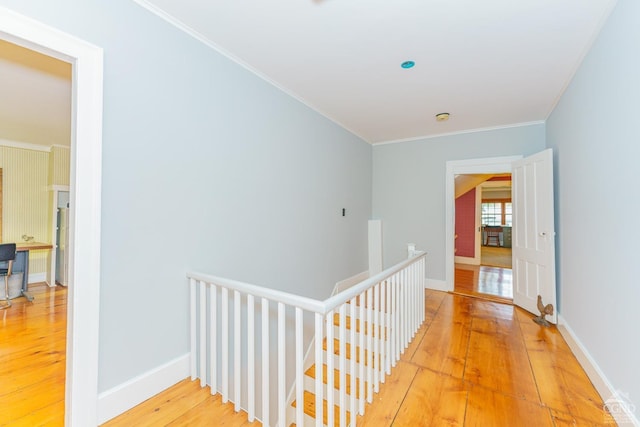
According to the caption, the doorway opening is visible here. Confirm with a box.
[1,6,103,425]
[445,155,522,299]
[453,173,513,302]
[446,150,557,320]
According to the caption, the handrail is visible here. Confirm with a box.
[187,249,427,427]
[186,250,426,314]
[322,251,426,312]
[186,271,326,313]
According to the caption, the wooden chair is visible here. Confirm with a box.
[484,227,502,247]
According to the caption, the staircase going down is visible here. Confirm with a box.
[188,251,426,427]
[289,298,391,426]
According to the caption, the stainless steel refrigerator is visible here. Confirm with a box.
[56,207,69,286]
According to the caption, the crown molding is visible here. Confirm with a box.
[132,0,369,144]
[372,120,545,146]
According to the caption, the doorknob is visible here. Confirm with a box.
[539,232,546,237]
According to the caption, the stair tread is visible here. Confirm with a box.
[291,390,351,427]
[324,338,384,366]
[332,314,388,337]
[304,363,366,398]
[291,300,393,425]
[332,312,391,341]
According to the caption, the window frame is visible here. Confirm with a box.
[481,198,512,226]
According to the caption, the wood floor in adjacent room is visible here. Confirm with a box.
[455,263,513,303]
[0,283,66,426]
[106,290,613,426]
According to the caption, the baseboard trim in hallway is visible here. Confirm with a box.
[558,315,639,426]
[104,290,616,426]
[97,353,190,424]
[425,278,448,291]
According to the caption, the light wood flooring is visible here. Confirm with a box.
[0,284,613,426]
[0,283,66,426]
[455,263,513,303]
[106,290,613,426]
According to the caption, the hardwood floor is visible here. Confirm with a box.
[0,283,66,426]
[103,379,261,427]
[1,284,612,426]
[455,263,513,303]
[106,290,613,426]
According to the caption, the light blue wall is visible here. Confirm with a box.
[0,0,372,392]
[372,124,545,279]
[546,0,640,410]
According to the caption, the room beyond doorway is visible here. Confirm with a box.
[481,245,512,269]
[454,169,513,300]
[0,8,105,424]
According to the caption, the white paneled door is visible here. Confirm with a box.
[512,149,557,323]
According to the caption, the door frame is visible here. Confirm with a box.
[0,7,104,426]
[445,155,522,291]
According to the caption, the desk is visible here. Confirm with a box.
[482,226,512,248]
[483,226,503,246]
[2,242,53,301]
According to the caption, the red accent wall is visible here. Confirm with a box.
[455,188,476,258]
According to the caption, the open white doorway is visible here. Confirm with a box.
[478,178,513,269]
[446,151,557,322]
[453,174,513,301]
[453,174,513,268]
[446,155,521,292]
[0,7,103,425]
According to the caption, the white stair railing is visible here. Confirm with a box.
[187,251,426,427]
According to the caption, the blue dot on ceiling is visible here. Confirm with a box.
[401,60,415,69]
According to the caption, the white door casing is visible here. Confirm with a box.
[512,148,557,323]
[0,6,104,426]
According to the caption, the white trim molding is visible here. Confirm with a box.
[425,278,448,292]
[0,6,104,426]
[373,121,545,146]
[558,315,640,427]
[454,255,480,266]
[0,138,53,152]
[97,354,190,424]
[48,184,71,192]
[132,0,365,144]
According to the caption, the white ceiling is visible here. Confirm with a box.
[0,39,72,148]
[138,0,617,144]
[0,1,617,147]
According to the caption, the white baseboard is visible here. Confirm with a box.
[557,315,639,426]
[454,255,480,265]
[425,278,448,292]
[97,353,190,424]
